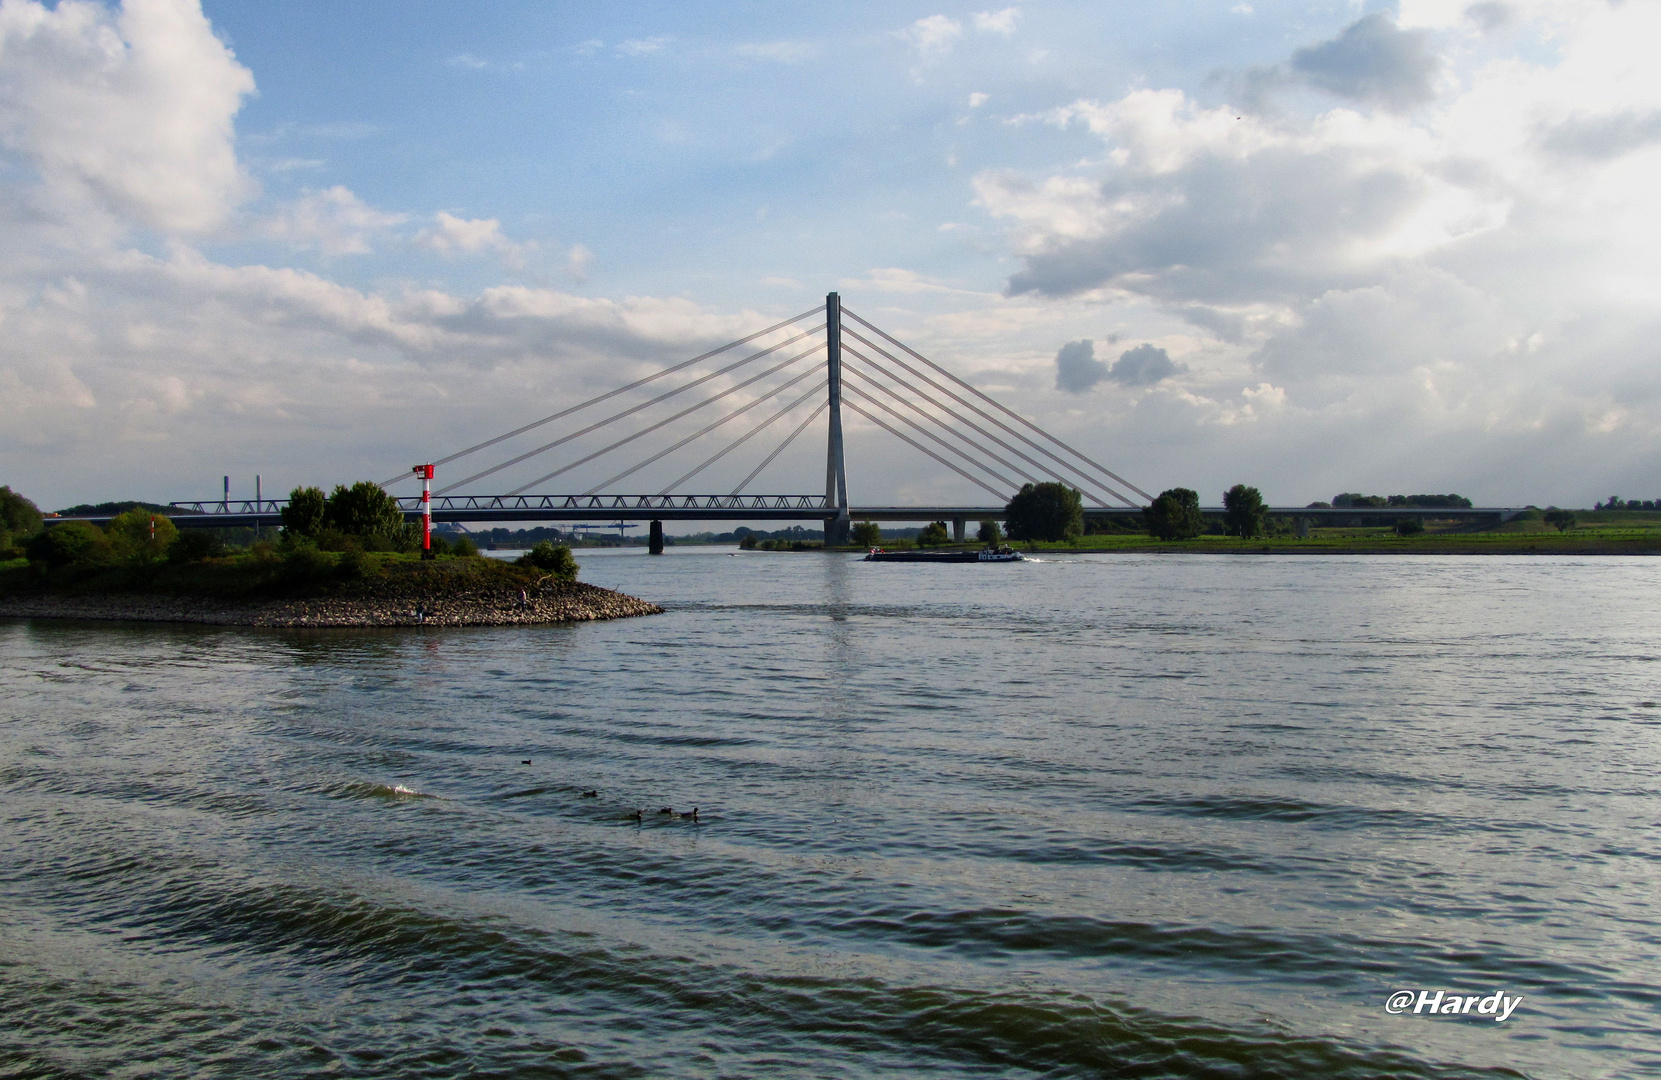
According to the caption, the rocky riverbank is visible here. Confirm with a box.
[0,580,663,627]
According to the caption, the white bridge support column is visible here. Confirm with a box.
[823,291,851,547]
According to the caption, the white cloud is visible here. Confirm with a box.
[972,8,1020,36]
[969,91,989,108]
[898,15,962,61]
[616,36,669,57]
[0,0,256,233]
[266,186,408,256]
[416,211,530,266]
[734,40,814,63]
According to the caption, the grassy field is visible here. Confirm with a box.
[839,511,1661,556]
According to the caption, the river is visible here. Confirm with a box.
[2,550,1657,1078]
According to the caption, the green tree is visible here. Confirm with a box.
[851,520,881,547]
[917,521,950,547]
[1143,487,1203,540]
[1394,517,1425,536]
[1544,509,1576,532]
[452,535,481,557]
[324,482,405,540]
[0,486,43,551]
[977,519,1002,545]
[1004,482,1084,543]
[169,530,226,562]
[282,486,327,539]
[520,541,579,581]
[106,509,178,563]
[26,522,113,569]
[1222,484,1268,539]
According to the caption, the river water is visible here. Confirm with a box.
[2,550,1658,1078]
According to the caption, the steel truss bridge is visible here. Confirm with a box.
[149,292,1522,544]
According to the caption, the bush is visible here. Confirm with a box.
[1544,509,1576,532]
[917,521,950,547]
[1144,488,1203,540]
[1223,484,1268,539]
[977,520,1002,545]
[1394,517,1425,536]
[106,508,177,563]
[739,534,757,550]
[1004,482,1084,543]
[851,521,881,547]
[26,522,113,569]
[324,481,405,541]
[452,536,480,558]
[519,541,579,580]
[169,530,226,563]
[427,533,454,556]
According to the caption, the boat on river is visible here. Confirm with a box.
[862,546,1025,563]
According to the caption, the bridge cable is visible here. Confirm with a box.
[732,401,829,496]
[843,348,1099,502]
[583,365,824,495]
[660,378,829,495]
[839,365,1023,494]
[840,397,1010,503]
[842,344,1126,507]
[437,324,825,495]
[842,309,1152,503]
[381,304,823,487]
[504,343,824,496]
[842,328,1131,508]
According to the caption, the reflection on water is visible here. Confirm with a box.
[3,550,1659,1078]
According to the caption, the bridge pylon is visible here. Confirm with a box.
[823,291,851,546]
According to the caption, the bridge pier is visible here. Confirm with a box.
[824,513,850,548]
[648,519,664,555]
[953,518,966,543]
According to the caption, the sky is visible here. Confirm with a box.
[1,0,1658,511]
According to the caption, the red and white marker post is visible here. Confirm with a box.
[413,464,435,555]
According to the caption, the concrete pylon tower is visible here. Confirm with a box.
[823,292,851,546]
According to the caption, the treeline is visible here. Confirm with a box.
[1596,497,1661,511]
[1310,493,1473,509]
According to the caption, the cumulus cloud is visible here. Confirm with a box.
[1054,339,1107,392]
[1289,13,1440,112]
[415,211,532,267]
[898,15,962,61]
[972,8,1020,36]
[1109,343,1180,386]
[0,0,256,232]
[266,186,408,256]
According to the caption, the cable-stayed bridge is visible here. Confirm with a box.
[171,292,1155,545]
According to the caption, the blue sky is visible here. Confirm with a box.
[3,0,1659,510]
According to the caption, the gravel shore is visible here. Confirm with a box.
[0,580,663,627]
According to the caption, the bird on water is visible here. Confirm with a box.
[657,807,674,815]
[521,760,531,765]
[580,790,598,798]
[679,807,699,822]
[627,808,644,822]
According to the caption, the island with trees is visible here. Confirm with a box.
[0,483,661,627]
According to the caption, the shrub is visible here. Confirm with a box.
[452,536,480,558]
[1394,517,1425,536]
[917,521,950,547]
[1544,509,1576,532]
[739,534,757,550]
[169,530,226,563]
[324,482,405,540]
[26,522,113,569]
[106,508,178,563]
[520,541,579,580]
[851,521,881,547]
[977,520,1002,545]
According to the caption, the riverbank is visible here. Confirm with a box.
[0,552,663,627]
